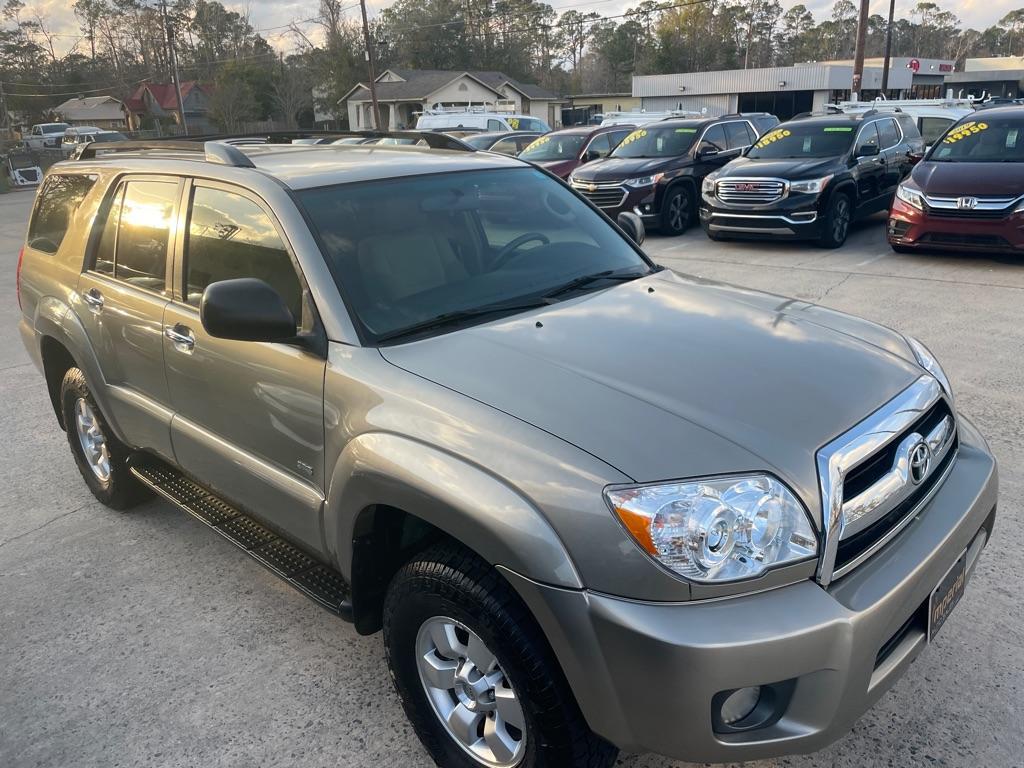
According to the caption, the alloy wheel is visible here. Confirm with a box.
[416,616,526,767]
[668,193,688,232]
[74,398,111,483]
[833,198,851,242]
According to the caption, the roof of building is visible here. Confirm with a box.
[52,95,126,121]
[346,69,559,103]
[125,82,208,113]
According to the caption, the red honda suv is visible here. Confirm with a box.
[888,106,1024,253]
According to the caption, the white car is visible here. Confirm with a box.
[838,99,975,148]
[23,122,70,150]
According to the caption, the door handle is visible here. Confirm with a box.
[82,289,104,312]
[164,325,195,352]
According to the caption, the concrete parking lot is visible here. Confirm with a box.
[2,189,1022,768]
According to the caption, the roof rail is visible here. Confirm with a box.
[73,139,254,167]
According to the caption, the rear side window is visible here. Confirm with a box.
[877,119,901,149]
[27,174,97,254]
[920,117,952,146]
[186,186,302,318]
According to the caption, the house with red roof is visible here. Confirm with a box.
[125,81,215,134]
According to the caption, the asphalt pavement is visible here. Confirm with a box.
[1,190,1021,768]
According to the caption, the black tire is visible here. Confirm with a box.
[60,368,149,510]
[383,542,617,768]
[818,192,853,249]
[660,186,692,236]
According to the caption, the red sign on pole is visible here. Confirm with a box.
[908,58,921,72]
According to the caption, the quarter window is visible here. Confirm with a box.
[26,174,97,254]
[185,186,302,319]
[877,118,901,149]
[113,181,176,290]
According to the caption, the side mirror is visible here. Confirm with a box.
[857,144,880,157]
[584,149,601,162]
[908,150,925,165]
[617,211,646,246]
[200,278,297,342]
[698,146,719,159]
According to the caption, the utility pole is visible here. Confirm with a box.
[358,0,382,130]
[0,80,9,139]
[881,0,896,95]
[851,0,869,99]
[161,0,189,136]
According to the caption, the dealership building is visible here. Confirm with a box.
[632,57,955,120]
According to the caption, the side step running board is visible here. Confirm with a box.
[130,454,353,621]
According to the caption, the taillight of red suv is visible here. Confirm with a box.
[16,246,25,309]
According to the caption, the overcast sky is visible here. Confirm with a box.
[29,0,1022,58]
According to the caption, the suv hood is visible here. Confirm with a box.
[719,156,841,179]
[538,158,578,179]
[571,156,680,181]
[913,160,1024,197]
[380,270,921,519]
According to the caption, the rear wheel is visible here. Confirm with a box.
[383,542,617,768]
[60,368,149,510]
[660,186,692,236]
[818,192,853,249]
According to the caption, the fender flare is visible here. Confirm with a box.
[324,432,583,590]
[825,178,858,208]
[33,296,128,442]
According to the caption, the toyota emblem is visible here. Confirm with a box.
[909,441,931,485]
[956,196,978,210]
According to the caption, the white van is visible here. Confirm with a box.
[838,99,975,147]
[600,110,704,127]
[416,108,550,133]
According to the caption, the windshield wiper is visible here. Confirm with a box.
[375,297,554,343]
[542,269,647,299]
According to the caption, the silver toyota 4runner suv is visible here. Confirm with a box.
[17,136,997,768]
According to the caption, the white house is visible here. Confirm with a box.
[341,69,563,130]
[52,95,128,129]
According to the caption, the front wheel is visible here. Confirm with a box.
[818,193,853,248]
[660,186,692,236]
[383,543,617,768]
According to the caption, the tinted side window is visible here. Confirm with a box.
[698,124,727,153]
[186,186,302,318]
[877,118,900,149]
[586,133,612,158]
[920,117,952,146]
[856,122,880,154]
[724,121,753,150]
[27,174,97,254]
[114,181,176,290]
[93,185,124,276]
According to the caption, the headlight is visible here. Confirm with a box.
[904,334,954,402]
[605,474,817,583]
[789,175,833,194]
[896,183,925,210]
[702,172,720,195]
[625,173,664,188]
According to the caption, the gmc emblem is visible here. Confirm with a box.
[736,183,758,192]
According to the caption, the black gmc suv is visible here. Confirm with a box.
[569,113,778,235]
[700,109,924,247]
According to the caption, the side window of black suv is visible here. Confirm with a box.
[877,118,901,150]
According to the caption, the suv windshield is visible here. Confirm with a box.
[929,117,1024,162]
[611,124,700,158]
[746,123,856,159]
[298,168,650,342]
[519,134,587,161]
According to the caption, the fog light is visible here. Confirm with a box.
[719,686,761,725]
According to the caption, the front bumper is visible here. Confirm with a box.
[504,416,997,762]
[700,192,823,240]
[572,181,661,225]
[888,196,1024,252]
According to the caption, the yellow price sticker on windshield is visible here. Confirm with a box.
[619,128,648,147]
[754,128,791,148]
[942,121,987,144]
[524,136,550,151]
[507,118,520,129]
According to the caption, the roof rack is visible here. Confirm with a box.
[71,129,474,164]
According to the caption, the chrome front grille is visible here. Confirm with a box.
[572,181,627,209]
[817,377,957,585]
[924,194,1022,219]
[716,178,786,205]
